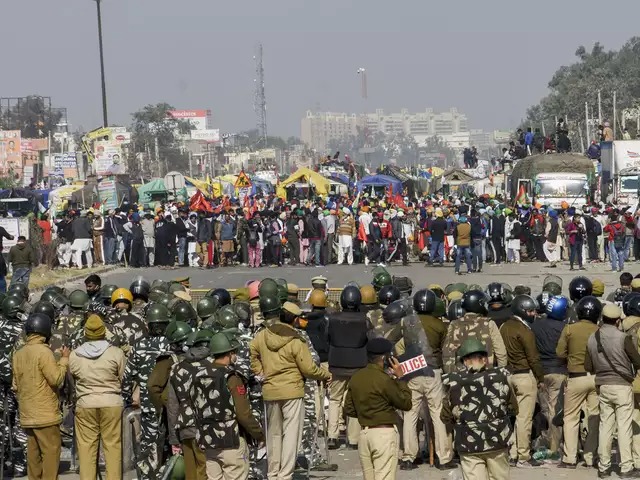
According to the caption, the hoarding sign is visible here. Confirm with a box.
[53,153,78,169]
[98,180,118,210]
[167,110,209,131]
[94,141,125,175]
[191,129,220,142]
[0,130,21,171]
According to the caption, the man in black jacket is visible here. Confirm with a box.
[469,210,484,273]
[71,211,93,269]
[429,209,447,266]
[326,286,368,449]
[286,211,300,266]
[176,209,190,266]
[489,210,505,264]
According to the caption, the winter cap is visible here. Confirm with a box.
[592,279,605,297]
[85,315,106,341]
[366,337,393,355]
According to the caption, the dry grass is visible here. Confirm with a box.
[11,264,112,290]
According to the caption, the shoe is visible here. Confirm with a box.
[579,266,587,270]
[509,458,518,467]
[477,269,482,273]
[570,267,574,271]
[400,461,417,471]
[618,471,636,479]
[312,462,338,471]
[436,461,457,470]
[364,258,369,266]
[326,438,339,450]
[346,443,358,450]
[597,469,612,478]
[557,461,577,469]
[517,458,543,468]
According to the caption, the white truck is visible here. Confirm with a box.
[612,140,640,208]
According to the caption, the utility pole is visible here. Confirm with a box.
[95,0,109,127]
[253,44,267,147]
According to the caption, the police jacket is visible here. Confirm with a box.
[327,311,368,377]
[487,305,512,329]
[531,315,567,375]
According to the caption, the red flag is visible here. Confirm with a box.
[190,190,213,213]
[393,194,407,210]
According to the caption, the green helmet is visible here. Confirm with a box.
[49,293,70,310]
[232,301,252,327]
[186,328,216,348]
[168,283,186,295]
[100,285,118,304]
[2,296,24,319]
[372,272,392,291]
[214,306,240,329]
[258,278,279,298]
[468,284,482,292]
[196,297,220,321]
[69,290,90,310]
[259,295,281,316]
[9,282,29,297]
[165,321,193,345]
[276,281,288,305]
[149,287,168,303]
[45,285,65,295]
[151,279,170,293]
[6,290,26,302]
[156,293,173,308]
[171,301,198,326]
[457,338,488,361]
[32,301,55,321]
[146,304,171,324]
[209,331,240,355]
[433,298,446,318]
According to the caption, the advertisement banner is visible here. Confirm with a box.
[0,218,20,251]
[191,129,220,142]
[53,153,78,169]
[0,130,21,172]
[94,141,126,175]
[167,110,209,131]
[613,140,640,170]
[98,180,118,210]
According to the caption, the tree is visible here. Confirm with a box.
[420,135,457,167]
[0,95,63,138]
[522,37,640,146]
[130,103,191,178]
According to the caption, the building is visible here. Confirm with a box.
[301,108,469,151]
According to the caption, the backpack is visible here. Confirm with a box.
[613,223,626,250]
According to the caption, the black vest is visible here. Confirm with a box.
[327,312,368,372]
[548,217,559,243]
[305,311,330,363]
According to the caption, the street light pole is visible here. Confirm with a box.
[95,0,109,127]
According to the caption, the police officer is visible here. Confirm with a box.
[197,296,220,326]
[532,295,569,458]
[442,289,507,373]
[196,332,264,479]
[359,285,379,316]
[109,288,147,346]
[567,276,593,323]
[250,300,330,480]
[620,293,640,464]
[441,338,516,480]
[556,295,601,468]
[12,313,69,479]
[485,282,512,328]
[169,328,216,480]
[129,278,151,316]
[258,294,281,328]
[373,285,401,336]
[0,295,28,476]
[326,286,368,450]
[122,303,171,478]
[399,289,454,470]
[344,337,412,480]
[500,295,544,467]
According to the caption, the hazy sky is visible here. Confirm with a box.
[3,0,638,137]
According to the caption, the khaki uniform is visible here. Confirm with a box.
[499,317,544,462]
[344,363,412,480]
[622,315,640,469]
[328,377,361,445]
[556,319,600,465]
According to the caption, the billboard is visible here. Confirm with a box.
[0,130,21,172]
[94,141,126,175]
[191,129,220,142]
[53,153,78,169]
[167,110,210,131]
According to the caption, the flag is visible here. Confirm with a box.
[190,190,213,213]
[514,184,529,206]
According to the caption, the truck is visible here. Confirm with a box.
[611,140,640,208]
[509,153,596,209]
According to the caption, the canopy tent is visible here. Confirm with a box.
[48,184,84,214]
[185,176,218,197]
[357,174,403,195]
[251,177,274,196]
[137,178,169,205]
[277,168,330,198]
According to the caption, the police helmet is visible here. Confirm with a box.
[378,285,400,306]
[372,271,392,291]
[214,305,240,330]
[447,300,465,321]
[146,304,172,324]
[165,321,193,345]
[622,292,640,317]
[460,290,488,315]
[70,290,90,310]
[206,288,232,307]
[309,290,328,309]
[340,286,362,311]
[129,278,151,302]
[412,289,436,314]
[546,295,569,321]
[511,295,538,322]
[2,296,24,319]
[31,301,55,321]
[575,296,602,323]
[171,301,198,327]
[196,297,220,321]
[258,278,279,298]
[25,313,52,341]
[486,282,505,304]
[232,301,252,328]
[569,276,593,301]
[100,285,118,305]
[259,295,281,316]
[382,300,409,325]
[360,285,377,305]
[209,332,240,356]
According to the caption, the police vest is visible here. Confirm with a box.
[443,367,513,454]
[327,312,368,370]
[191,364,240,451]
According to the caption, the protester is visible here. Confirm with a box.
[9,236,36,287]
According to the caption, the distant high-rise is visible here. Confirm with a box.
[301,108,469,152]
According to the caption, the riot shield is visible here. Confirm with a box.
[399,311,435,377]
[543,275,563,296]
[122,406,141,477]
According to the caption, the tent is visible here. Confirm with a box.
[277,168,330,198]
[357,174,403,195]
[137,178,169,205]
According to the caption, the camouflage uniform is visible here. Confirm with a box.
[122,335,169,479]
[442,367,515,478]
[109,310,148,346]
[131,299,148,317]
[442,313,507,374]
[367,308,384,334]
[297,327,323,468]
[0,317,27,475]
[87,299,111,318]
[68,319,130,355]
[50,310,86,353]
[236,324,265,480]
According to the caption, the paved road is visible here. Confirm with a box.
[50,260,623,479]
[62,260,633,297]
